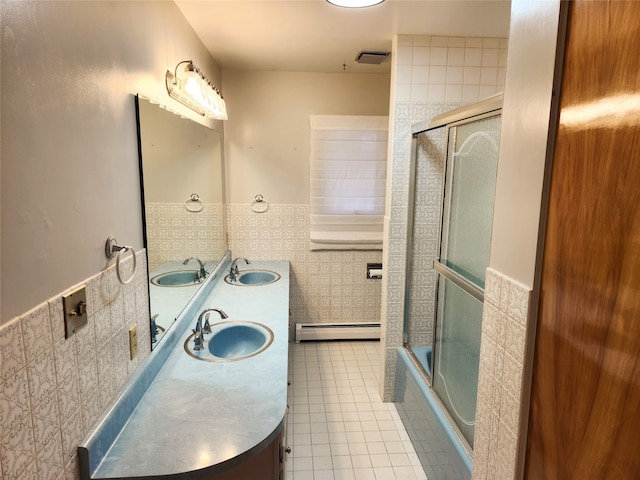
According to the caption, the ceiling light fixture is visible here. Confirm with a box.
[165,60,228,120]
[326,0,385,8]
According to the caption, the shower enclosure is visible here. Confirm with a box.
[398,94,502,477]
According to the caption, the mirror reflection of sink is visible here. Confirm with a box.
[224,270,281,286]
[184,321,274,362]
[151,270,202,287]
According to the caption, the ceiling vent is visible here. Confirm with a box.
[355,50,391,65]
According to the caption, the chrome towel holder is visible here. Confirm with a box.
[250,194,269,213]
[185,193,204,212]
[105,236,137,285]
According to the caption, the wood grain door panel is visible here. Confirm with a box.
[524,1,640,479]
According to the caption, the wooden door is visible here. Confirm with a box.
[524,1,640,479]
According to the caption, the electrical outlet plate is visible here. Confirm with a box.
[63,286,88,339]
[129,324,139,360]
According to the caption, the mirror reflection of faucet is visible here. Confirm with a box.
[192,308,228,350]
[151,314,159,343]
[229,257,250,282]
[183,257,208,282]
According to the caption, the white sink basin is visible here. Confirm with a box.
[151,270,200,287]
[224,270,281,286]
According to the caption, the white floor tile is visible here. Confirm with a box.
[353,467,377,480]
[332,455,353,470]
[287,341,426,480]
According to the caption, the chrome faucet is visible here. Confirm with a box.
[183,257,208,282]
[151,314,159,343]
[229,257,250,282]
[192,307,228,350]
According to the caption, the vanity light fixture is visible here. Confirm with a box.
[165,60,228,120]
[326,0,384,7]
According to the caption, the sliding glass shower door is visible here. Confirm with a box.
[433,113,501,447]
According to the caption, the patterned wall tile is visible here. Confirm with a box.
[1,415,35,480]
[501,352,523,399]
[63,448,81,480]
[56,372,81,426]
[0,248,151,480]
[35,433,64,480]
[74,316,96,365]
[504,319,527,365]
[226,204,383,331]
[0,370,30,440]
[499,387,520,436]
[26,349,57,409]
[473,269,532,480]
[508,281,530,326]
[0,321,25,384]
[495,421,518,479]
[16,460,38,480]
[31,391,60,454]
[60,413,84,465]
[145,203,226,270]
[484,269,501,306]
[20,304,52,365]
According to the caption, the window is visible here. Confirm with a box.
[309,115,388,250]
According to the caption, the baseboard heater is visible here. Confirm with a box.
[295,322,381,343]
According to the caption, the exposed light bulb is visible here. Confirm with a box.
[166,60,228,119]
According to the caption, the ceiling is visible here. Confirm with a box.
[175,0,511,74]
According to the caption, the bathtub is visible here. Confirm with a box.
[395,347,472,480]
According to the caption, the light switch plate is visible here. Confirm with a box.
[63,286,88,339]
[129,324,138,360]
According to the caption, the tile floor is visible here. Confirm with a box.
[286,340,427,480]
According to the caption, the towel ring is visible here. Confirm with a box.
[250,194,269,213]
[105,237,137,285]
[185,193,203,212]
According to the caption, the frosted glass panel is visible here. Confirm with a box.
[433,277,483,446]
[441,115,500,287]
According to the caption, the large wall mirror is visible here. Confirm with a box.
[135,96,227,348]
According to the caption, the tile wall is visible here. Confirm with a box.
[144,203,226,271]
[472,269,531,480]
[0,251,151,480]
[381,35,508,401]
[226,204,383,338]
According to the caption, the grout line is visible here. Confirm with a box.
[287,340,427,480]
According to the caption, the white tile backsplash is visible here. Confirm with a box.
[0,249,150,480]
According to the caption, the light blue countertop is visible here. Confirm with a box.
[90,260,290,479]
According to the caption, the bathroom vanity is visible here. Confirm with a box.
[79,258,290,480]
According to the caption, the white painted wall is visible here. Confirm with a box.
[221,69,390,330]
[1,1,222,322]
[222,70,390,204]
[490,0,563,288]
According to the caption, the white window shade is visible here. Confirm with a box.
[310,115,389,250]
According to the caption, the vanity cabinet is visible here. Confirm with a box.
[206,433,279,480]
[79,261,290,480]
[207,420,288,480]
